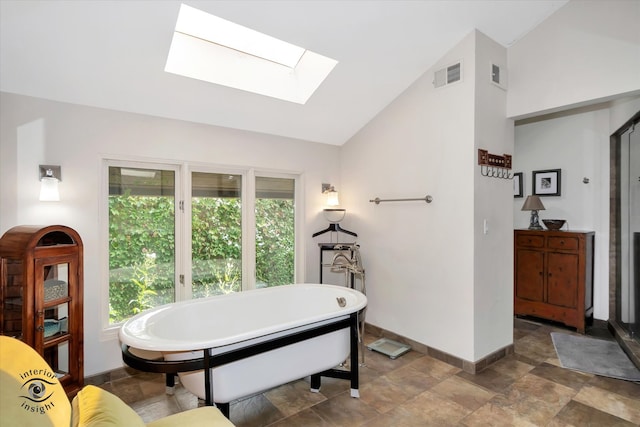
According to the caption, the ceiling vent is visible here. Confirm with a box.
[433,61,462,88]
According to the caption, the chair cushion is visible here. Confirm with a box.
[72,385,235,427]
[71,385,146,427]
[146,406,236,427]
[0,336,71,427]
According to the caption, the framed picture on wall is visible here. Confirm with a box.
[513,172,523,198]
[532,169,561,196]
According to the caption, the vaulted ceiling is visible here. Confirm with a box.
[0,0,568,145]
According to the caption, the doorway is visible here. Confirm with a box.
[616,119,639,339]
[610,112,640,368]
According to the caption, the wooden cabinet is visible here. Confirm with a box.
[0,225,83,397]
[514,229,594,333]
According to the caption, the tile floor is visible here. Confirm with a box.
[102,318,640,426]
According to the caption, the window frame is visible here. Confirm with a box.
[253,170,302,289]
[101,158,302,335]
[183,164,248,299]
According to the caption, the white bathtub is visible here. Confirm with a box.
[119,284,367,406]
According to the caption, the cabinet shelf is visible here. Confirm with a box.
[44,332,71,347]
[43,296,72,308]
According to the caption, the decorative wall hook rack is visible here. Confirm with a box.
[478,149,513,179]
[369,195,433,204]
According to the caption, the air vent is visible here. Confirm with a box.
[490,62,507,90]
[491,64,500,84]
[433,61,462,88]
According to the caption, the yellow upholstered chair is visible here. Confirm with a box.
[0,336,234,427]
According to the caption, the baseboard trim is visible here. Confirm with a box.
[364,323,513,374]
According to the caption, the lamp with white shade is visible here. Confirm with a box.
[39,165,61,202]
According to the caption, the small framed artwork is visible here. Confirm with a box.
[513,172,523,198]
[532,169,561,196]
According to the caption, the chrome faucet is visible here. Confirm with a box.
[329,244,367,366]
[330,245,364,276]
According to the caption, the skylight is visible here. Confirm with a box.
[165,4,338,104]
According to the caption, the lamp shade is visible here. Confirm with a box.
[521,195,545,211]
[39,177,60,201]
[326,189,339,206]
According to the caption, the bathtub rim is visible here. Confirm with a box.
[118,283,366,352]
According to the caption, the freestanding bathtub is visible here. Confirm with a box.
[119,283,367,417]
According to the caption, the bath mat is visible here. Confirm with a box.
[551,332,640,382]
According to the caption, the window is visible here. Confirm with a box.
[106,161,297,325]
[108,165,178,324]
[165,4,337,104]
[191,172,242,297]
[255,176,295,288]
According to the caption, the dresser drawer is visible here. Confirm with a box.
[548,236,579,250]
[516,234,544,248]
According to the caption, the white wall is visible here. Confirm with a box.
[341,30,513,363]
[610,96,640,132]
[507,0,640,119]
[0,92,341,376]
[473,32,514,360]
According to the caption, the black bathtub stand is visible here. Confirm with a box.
[121,312,360,419]
[310,311,360,397]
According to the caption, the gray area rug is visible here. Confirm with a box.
[551,332,640,382]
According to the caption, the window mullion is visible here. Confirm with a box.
[179,164,192,302]
[294,175,304,283]
[244,169,256,291]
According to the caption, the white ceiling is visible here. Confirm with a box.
[0,0,568,145]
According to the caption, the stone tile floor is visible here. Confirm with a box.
[102,318,640,426]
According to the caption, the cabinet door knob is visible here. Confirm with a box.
[36,325,44,332]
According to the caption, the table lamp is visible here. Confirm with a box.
[521,195,545,230]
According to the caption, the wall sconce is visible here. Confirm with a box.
[521,195,545,230]
[323,208,346,223]
[39,165,61,201]
[322,183,339,207]
[313,184,357,238]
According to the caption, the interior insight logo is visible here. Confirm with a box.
[19,369,59,414]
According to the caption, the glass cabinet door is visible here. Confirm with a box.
[35,257,76,379]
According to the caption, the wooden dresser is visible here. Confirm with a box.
[514,229,594,333]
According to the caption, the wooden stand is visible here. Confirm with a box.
[514,229,594,333]
[0,225,84,397]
